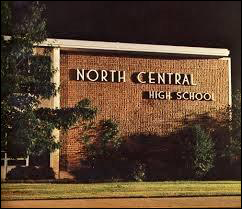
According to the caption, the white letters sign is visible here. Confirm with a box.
[75,69,214,101]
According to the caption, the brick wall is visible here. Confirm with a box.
[60,51,230,171]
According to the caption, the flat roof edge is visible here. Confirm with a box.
[3,36,230,57]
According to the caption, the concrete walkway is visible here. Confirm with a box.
[1,196,241,208]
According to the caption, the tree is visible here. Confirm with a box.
[214,89,241,179]
[1,1,97,157]
[227,89,241,159]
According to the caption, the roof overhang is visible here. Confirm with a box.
[3,36,230,57]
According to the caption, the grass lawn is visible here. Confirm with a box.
[1,181,241,201]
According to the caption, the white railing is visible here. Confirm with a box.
[1,151,29,180]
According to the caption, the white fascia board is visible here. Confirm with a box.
[41,38,230,57]
[3,36,230,57]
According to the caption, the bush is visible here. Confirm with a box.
[193,125,215,179]
[181,125,215,179]
[6,166,55,180]
[131,161,146,182]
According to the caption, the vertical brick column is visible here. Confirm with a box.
[221,57,232,107]
[50,48,60,179]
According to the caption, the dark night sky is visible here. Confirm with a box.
[16,1,241,90]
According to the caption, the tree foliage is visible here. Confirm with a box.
[225,89,241,160]
[1,1,97,157]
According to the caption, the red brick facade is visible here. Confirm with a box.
[59,51,230,171]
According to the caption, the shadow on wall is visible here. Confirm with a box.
[71,110,240,181]
[71,130,193,181]
[120,132,187,181]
